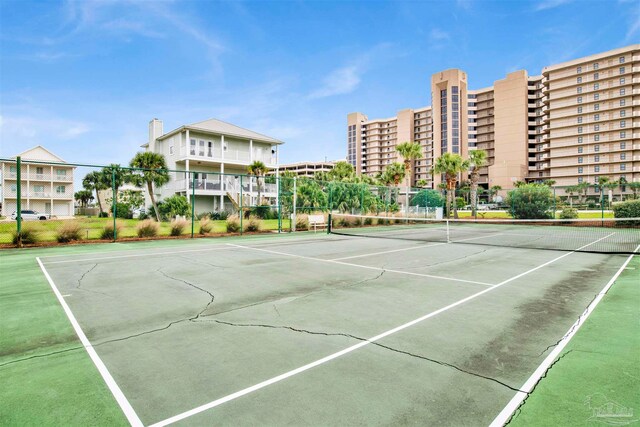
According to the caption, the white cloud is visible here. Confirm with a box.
[0,114,90,148]
[534,0,573,11]
[308,65,361,99]
[626,12,640,41]
[430,28,450,41]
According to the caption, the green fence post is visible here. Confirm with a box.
[191,172,196,238]
[600,186,604,223]
[327,185,332,234]
[240,175,243,236]
[112,169,117,241]
[16,156,22,247]
[277,175,282,233]
[552,187,556,219]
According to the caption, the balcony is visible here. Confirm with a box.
[179,146,276,166]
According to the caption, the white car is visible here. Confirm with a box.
[10,210,51,220]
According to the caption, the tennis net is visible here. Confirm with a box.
[328,214,640,255]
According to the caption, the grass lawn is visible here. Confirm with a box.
[0,217,291,244]
[508,256,640,426]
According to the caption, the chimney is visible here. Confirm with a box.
[148,118,163,151]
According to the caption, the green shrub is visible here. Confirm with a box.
[12,227,38,245]
[137,219,159,237]
[244,215,261,232]
[149,195,191,221]
[456,197,466,209]
[199,218,213,235]
[138,212,149,220]
[337,216,353,227]
[56,221,82,243]
[251,205,276,219]
[506,184,553,219]
[98,211,109,218]
[226,215,240,233]
[613,200,640,225]
[388,203,400,213]
[170,219,188,236]
[558,207,578,220]
[410,189,444,208]
[364,217,373,225]
[295,214,309,231]
[113,202,133,219]
[100,222,122,240]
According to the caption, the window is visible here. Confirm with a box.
[578,167,583,173]
[620,133,626,140]
[594,114,599,121]
[578,177,583,183]
[620,164,626,171]
[36,167,44,175]
[190,138,196,155]
[10,184,17,193]
[620,88,625,95]
[593,72,599,80]
[577,66,582,73]
[620,99,626,106]
[594,125,600,131]
[578,157,583,163]
[620,110,626,117]
[577,87,582,94]
[578,126,583,134]
[593,83,599,90]
[593,63,599,70]
[620,153,626,160]
[578,146,583,153]
[620,77,625,85]
[578,136,583,143]
[56,169,66,177]
[595,165,600,172]
[577,76,582,83]
[594,134,600,141]
[594,145,600,152]
[56,185,66,194]
[169,146,174,155]
[33,185,44,194]
[594,93,600,100]
[577,106,583,113]
[620,66,625,74]
[577,96,583,103]
[620,120,626,128]
[577,117,583,124]
[619,56,625,63]
[594,103,599,111]
[595,155,600,162]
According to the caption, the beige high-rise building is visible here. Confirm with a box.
[348,44,639,191]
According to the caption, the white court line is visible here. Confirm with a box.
[42,246,232,264]
[148,232,615,427]
[489,243,640,427]
[227,243,494,287]
[330,233,503,261]
[36,258,143,427]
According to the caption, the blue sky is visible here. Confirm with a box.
[1,0,638,165]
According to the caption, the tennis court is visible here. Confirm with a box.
[15,217,640,425]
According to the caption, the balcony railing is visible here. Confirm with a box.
[179,146,276,165]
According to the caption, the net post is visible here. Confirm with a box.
[112,169,117,241]
[239,175,243,236]
[191,171,195,238]
[327,213,332,234]
[16,156,22,247]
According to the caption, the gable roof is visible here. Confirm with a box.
[13,145,67,163]
[159,118,283,144]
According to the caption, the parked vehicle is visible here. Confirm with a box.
[10,210,50,220]
[132,208,146,219]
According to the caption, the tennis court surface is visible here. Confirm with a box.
[5,217,640,426]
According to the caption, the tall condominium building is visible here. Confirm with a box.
[348,45,639,191]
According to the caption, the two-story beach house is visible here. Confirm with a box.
[142,118,283,213]
[0,146,75,217]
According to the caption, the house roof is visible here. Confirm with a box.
[158,118,284,145]
[13,145,67,163]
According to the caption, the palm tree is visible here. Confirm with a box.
[565,185,578,207]
[83,171,108,214]
[576,181,590,205]
[102,164,129,205]
[416,179,429,188]
[247,160,269,205]
[597,176,617,208]
[129,152,170,222]
[396,142,423,185]
[629,182,640,200]
[467,149,488,216]
[74,190,94,208]
[542,179,556,187]
[432,153,469,218]
[383,162,406,185]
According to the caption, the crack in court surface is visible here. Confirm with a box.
[197,318,529,394]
